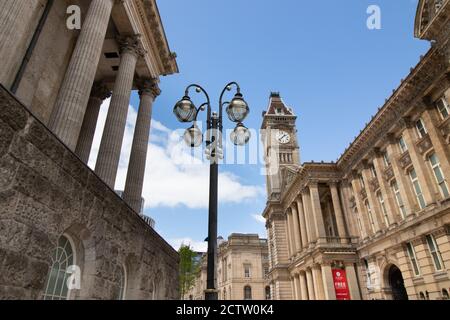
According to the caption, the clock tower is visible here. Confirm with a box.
[261,92,301,198]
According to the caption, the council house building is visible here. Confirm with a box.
[262,0,450,300]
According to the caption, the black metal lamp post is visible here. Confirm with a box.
[173,82,250,300]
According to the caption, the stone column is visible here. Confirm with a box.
[372,151,397,226]
[301,188,316,245]
[123,79,160,213]
[312,265,325,300]
[309,182,327,243]
[305,268,316,300]
[340,180,359,239]
[294,274,302,300]
[292,275,299,300]
[49,0,115,151]
[345,264,362,300]
[402,121,436,205]
[360,167,382,233]
[350,176,370,240]
[286,211,296,257]
[295,197,309,249]
[75,82,111,163]
[95,36,143,188]
[321,264,337,300]
[386,137,415,217]
[284,216,292,258]
[329,182,348,239]
[0,0,40,87]
[299,271,308,300]
[421,107,450,188]
[290,203,303,253]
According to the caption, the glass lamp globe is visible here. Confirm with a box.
[226,93,249,123]
[184,124,203,148]
[173,96,197,123]
[230,123,251,146]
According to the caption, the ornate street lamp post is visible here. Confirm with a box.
[173,82,250,300]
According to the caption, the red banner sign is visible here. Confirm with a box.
[332,269,351,300]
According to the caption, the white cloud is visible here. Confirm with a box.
[251,214,266,224]
[169,238,207,252]
[88,99,264,209]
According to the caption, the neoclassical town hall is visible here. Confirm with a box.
[262,0,450,300]
[0,0,179,299]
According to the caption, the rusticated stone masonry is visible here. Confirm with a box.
[0,85,179,300]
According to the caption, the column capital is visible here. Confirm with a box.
[91,82,112,101]
[307,180,319,188]
[136,78,161,98]
[328,180,340,188]
[398,116,413,129]
[117,34,146,58]
[386,133,397,145]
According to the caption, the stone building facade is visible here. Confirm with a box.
[0,0,179,299]
[186,234,271,300]
[262,0,450,300]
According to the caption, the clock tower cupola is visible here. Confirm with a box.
[261,92,301,198]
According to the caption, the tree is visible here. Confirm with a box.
[178,244,200,299]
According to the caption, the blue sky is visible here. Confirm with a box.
[91,1,430,251]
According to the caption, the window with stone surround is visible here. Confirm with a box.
[359,174,366,189]
[377,191,390,227]
[428,153,450,199]
[244,286,252,300]
[399,136,408,153]
[244,264,251,278]
[406,242,421,276]
[383,151,391,167]
[425,234,444,272]
[118,265,127,300]
[364,200,376,234]
[370,164,378,178]
[391,180,406,219]
[43,235,75,300]
[436,97,449,120]
[409,168,426,210]
[415,118,428,139]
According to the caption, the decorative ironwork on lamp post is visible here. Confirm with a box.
[173,82,250,300]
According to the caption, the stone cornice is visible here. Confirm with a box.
[337,46,447,174]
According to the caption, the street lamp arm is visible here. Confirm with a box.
[219,82,241,129]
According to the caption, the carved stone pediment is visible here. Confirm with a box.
[369,177,380,192]
[384,165,395,182]
[416,134,433,154]
[398,151,413,169]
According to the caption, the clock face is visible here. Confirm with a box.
[276,130,291,144]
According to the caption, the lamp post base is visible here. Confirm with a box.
[204,289,218,301]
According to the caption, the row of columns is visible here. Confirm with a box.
[33,0,160,213]
[291,264,362,300]
[285,182,349,259]
[348,105,450,240]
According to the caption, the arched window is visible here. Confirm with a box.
[442,289,449,300]
[244,286,252,300]
[265,286,271,300]
[43,235,75,300]
[117,265,127,300]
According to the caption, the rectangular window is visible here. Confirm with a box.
[370,164,377,178]
[409,168,426,209]
[383,151,391,167]
[436,98,449,120]
[377,192,390,226]
[359,174,366,189]
[406,242,421,276]
[426,234,444,271]
[415,118,428,139]
[429,153,450,199]
[365,200,376,233]
[391,180,406,219]
[399,136,408,153]
[244,265,251,278]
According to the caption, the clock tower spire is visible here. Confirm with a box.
[261,92,301,198]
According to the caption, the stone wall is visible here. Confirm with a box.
[0,85,179,300]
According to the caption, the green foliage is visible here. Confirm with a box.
[178,244,201,299]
